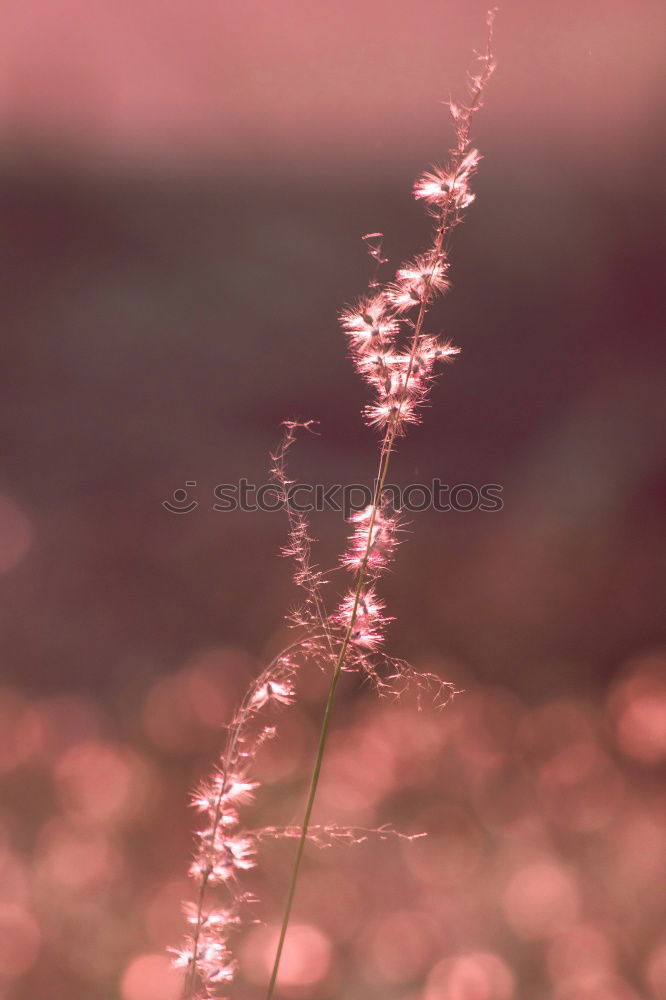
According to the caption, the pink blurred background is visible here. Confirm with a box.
[0,1,665,999]
[0,0,664,168]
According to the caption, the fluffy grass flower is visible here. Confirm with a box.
[176,13,496,998]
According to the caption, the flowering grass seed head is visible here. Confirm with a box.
[177,13,495,996]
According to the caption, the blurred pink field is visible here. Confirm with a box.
[1,648,665,998]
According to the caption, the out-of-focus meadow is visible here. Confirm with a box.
[0,1,665,998]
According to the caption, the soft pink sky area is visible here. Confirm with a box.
[0,0,663,169]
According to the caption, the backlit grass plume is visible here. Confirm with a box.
[175,13,496,998]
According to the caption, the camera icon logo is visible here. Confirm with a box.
[162,481,199,514]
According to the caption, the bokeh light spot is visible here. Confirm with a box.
[0,904,41,977]
[0,687,42,773]
[609,654,666,764]
[405,806,484,887]
[241,923,331,989]
[646,940,666,1000]
[368,909,432,983]
[547,924,614,986]
[121,953,182,1000]
[54,741,148,827]
[503,862,580,940]
[142,648,240,753]
[425,952,514,1000]
[36,819,119,889]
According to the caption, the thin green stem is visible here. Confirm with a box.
[265,244,444,1000]
[263,633,346,999]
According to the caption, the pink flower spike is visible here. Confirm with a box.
[418,336,461,366]
[250,679,295,710]
[339,293,399,347]
[190,834,256,884]
[387,255,450,312]
[364,395,421,432]
[414,150,481,210]
[191,775,258,814]
[223,835,256,871]
[337,587,388,649]
[221,777,258,804]
[170,939,237,989]
[197,941,237,986]
[174,17,496,992]
[342,505,399,573]
[182,903,240,930]
[170,946,194,970]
